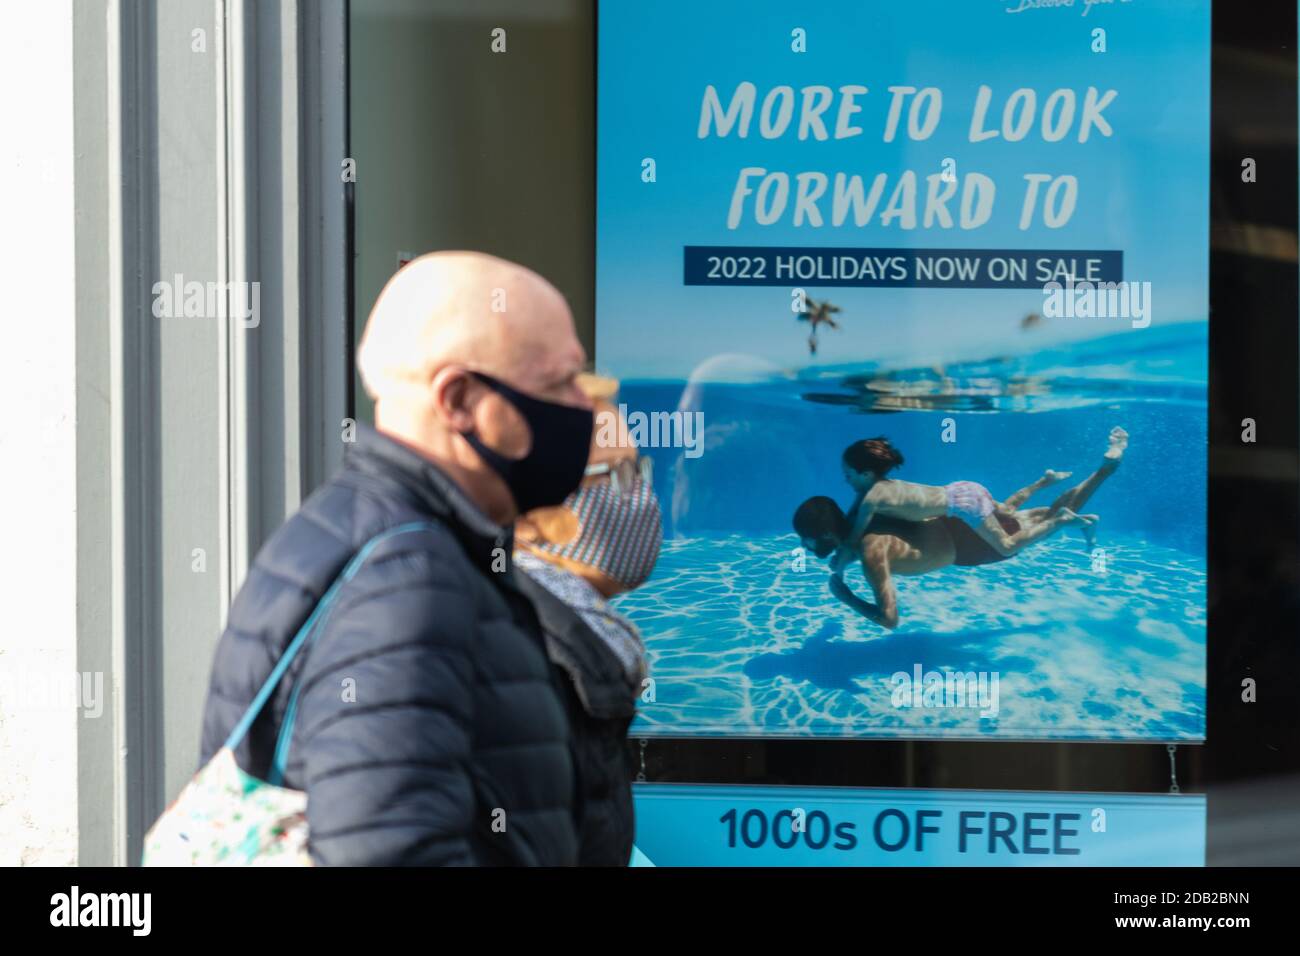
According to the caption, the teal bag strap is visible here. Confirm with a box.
[221,521,439,786]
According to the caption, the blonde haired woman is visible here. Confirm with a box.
[513,373,660,866]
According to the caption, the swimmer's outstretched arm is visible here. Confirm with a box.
[833,501,877,573]
[829,574,896,629]
[848,499,876,544]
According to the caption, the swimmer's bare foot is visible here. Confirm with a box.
[1057,507,1098,527]
[1076,513,1100,550]
[1057,507,1081,526]
[1102,426,1128,467]
[1043,469,1072,484]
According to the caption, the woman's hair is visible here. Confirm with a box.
[792,495,849,543]
[842,436,904,478]
[577,372,619,403]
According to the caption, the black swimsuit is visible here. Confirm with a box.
[860,512,1019,568]
[944,513,1019,567]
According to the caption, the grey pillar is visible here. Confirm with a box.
[71,0,346,866]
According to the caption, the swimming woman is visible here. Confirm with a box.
[832,430,1126,568]
[797,426,1128,628]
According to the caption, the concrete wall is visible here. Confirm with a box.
[0,0,346,866]
[0,0,80,866]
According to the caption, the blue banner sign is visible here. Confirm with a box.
[683,246,1123,289]
[632,784,1205,866]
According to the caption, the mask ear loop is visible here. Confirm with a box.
[608,457,650,497]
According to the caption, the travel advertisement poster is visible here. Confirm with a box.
[597,0,1209,740]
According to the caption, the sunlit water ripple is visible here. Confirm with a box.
[613,532,1205,740]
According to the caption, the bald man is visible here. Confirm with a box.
[199,252,594,865]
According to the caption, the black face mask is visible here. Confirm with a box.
[460,370,594,515]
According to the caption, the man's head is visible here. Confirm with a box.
[356,251,592,524]
[842,436,905,491]
[792,495,849,558]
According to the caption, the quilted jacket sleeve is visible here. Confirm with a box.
[290,544,479,866]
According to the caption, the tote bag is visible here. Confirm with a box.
[142,522,437,866]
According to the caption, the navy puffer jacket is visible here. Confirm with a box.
[198,424,578,865]
[514,569,640,865]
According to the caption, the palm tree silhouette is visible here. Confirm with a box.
[797,296,842,355]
